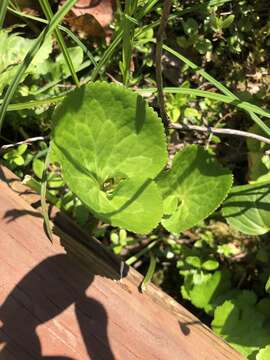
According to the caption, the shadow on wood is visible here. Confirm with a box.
[0,253,116,360]
[0,165,244,359]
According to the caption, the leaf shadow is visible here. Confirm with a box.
[222,183,270,218]
[53,142,154,218]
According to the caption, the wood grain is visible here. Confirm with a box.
[0,165,244,360]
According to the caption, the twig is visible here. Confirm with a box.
[0,136,47,151]
[170,123,270,145]
[155,0,172,130]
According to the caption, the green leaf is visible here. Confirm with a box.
[3,150,15,161]
[17,143,28,155]
[0,29,53,95]
[212,295,270,359]
[265,276,270,294]
[222,183,270,235]
[119,229,127,244]
[55,46,83,77]
[188,271,231,313]
[52,82,167,233]
[33,158,45,179]
[212,300,237,336]
[247,120,270,183]
[208,0,232,6]
[257,298,270,319]
[184,107,201,121]
[257,346,270,360]
[221,15,235,29]
[195,38,212,54]
[210,15,223,32]
[185,256,201,269]
[110,232,119,244]
[234,290,257,307]
[13,155,24,166]
[157,145,232,234]
[202,259,219,271]
[182,18,199,37]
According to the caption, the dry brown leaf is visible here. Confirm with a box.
[72,0,114,28]
[67,13,105,38]
[63,0,114,38]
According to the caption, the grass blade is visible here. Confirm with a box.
[136,0,159,18]
[163,44,236,99]
[5,85,270,121]
[91,31,122,81]
[121,1,138,85]
[138,87,270,120]
[23,175,59,206]
[126,240,160,266]
[4,94,66,111]
[0,0,77,132]
[32,60,91,95]
[162,44,270,137]
[140,252,156,293]
[41,143,53,241]
[38,0,80,87]
[0,0,9,29]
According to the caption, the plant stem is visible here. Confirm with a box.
[41,143,53,242]
[126,239,160,266]
[155,0,172,130]
[140,251,157,293]
[0,0,9,29]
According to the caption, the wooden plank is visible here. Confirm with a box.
[0,165,244,360]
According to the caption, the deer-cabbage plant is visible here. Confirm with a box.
[52,82,233,234]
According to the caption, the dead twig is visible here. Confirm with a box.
[170,123,270,146]
[0,136,47,152]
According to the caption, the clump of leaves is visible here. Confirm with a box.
[2,143,29,171]
[222,183,270,236]
[52,82,232,234]
[0,28,52,96]
[212,293,270,359]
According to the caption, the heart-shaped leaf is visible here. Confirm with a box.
[222,182,270,235]
[157,145,233,233]
[52,82,167,233]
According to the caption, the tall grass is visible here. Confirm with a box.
[0,0,9,29]
[0,0,77,132]
[38,0,80,87]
